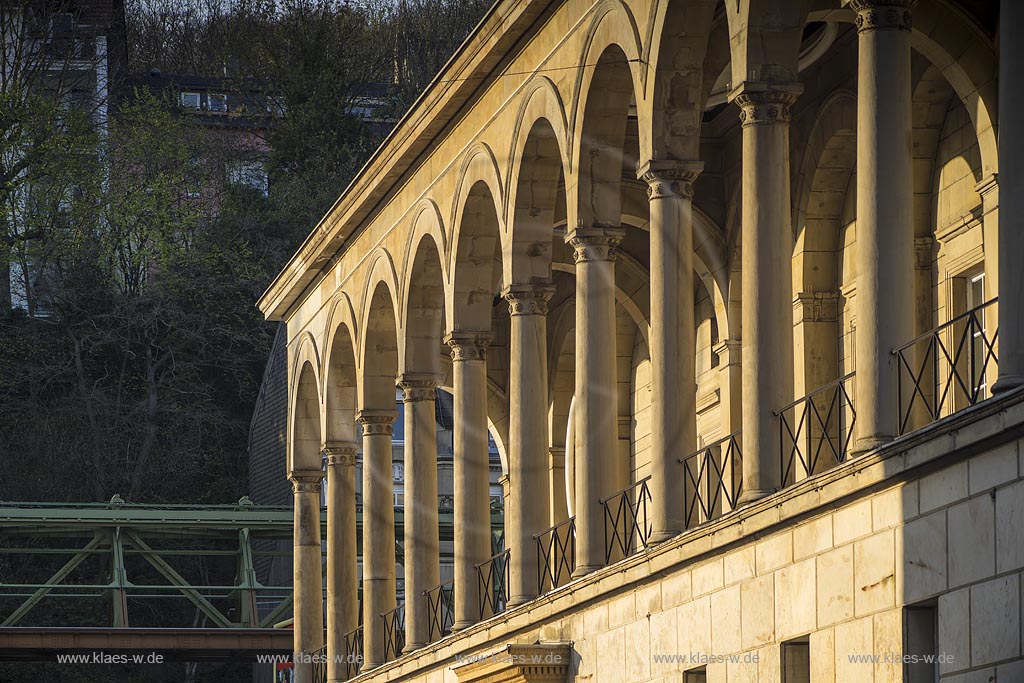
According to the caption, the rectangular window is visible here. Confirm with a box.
[905,604,938,683]
[180,92,201,109]
[684,668,706,683]
[208,93,228,113]
[781,639,810,683]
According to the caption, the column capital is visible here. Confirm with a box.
[730,82,803,127]
[356,409,395,436]
[914,236,936,270]
[566,227,625,263]
[793,291,840,323]
[288,469,324,494]
[848,0,916,32]
[398,374,440,402]
[712,339,741,365]
[322,441,358,467]
[636,160,704,199]
[444,331,492,361]
[502,283,556,316]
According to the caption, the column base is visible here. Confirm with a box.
[403,642,425,654]
[507,594,537,608]
[649,529,682,544]
[571,564,602,579]
[993,375,1024,394]
[362,661,383,672]
[737,487,776,505]
[451,620,477,632]
[851,434,894,458]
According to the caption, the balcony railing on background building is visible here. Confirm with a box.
[600,476,653,563]
[895,298,999,435]
[344,625,363,679]
[678,432,743,529]
[534,517,575,595]
[776,373,857,487]
[381,603,405,662]
[475,548,510,620]
[424,578,455,643]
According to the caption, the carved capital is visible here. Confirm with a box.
[503,283,555,316]
[357,410,395,436]
[566,227,625,263]
[849,0,916,32]
[398,374,439,402]
[444,331,492,362]
[914,236,936,270]
[637,160,704,200]
[731,83,802,127]
[322,441,358,467]
[289,469,323,494]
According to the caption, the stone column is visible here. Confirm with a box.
[850,0,916,448]
[731,83,801,502]
[444,332,492,630]
[995,0,1024,393]
[398,376,440,652]
[503,283,555,606]
[358,410,396,671]
[323,443,358,683]
[290,469,324,683]
[547,447,568,525]
[567,227,624,576]
[637,160,703,541]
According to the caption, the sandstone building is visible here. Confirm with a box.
[258,0,1024,681]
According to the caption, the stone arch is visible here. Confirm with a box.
[725,0,810,88]
[403,230,447,377]
[359,257,401,411]
[324,294,360,444]
[642,0,719,163]
[450,171,505,333]
[289,332,323,473]
[569,5,646,230]
[505,77,571,285]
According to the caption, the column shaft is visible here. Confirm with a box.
[851,0,916,447]
[733,84,800,502]
[445,333,492,630]
[290,470,324,683]
[638,160,703,540]
[324,444,358,683]
[504,284,554,606]
[399,378,440,651]
[568,228,624,576]
[995,0,1024,392]
[359,411,396,671]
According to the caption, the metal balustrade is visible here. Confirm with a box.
[600,476,653,563]
[895,298,998,435]
[312,644,327,683]
[344,625,363,679]
[533,517,575,595]
[475,548,510,620]
[381,603,405,662]
[677,432,743,529]
[776,373,857,487]
[423,578,455,643]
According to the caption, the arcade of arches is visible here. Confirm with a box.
[260,0,1024,681]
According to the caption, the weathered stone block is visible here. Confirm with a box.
[854,531,896,616]
[920,461,968,513]
[969,441,1019,494]
[741,574,775,649]
[756,531,793,573]
[794,514,833,560]
[809,627,835,683]
[897,509,948,603]
[996,479,1024,574]
[833,499,872,545]
[711,584,742,656]
[692,558,724,597]
[833,617,873,683]
[970,574,1021,667]
[817,545,854,626]
[724,546,756,585]
[939,587,970,674]
[872,483,918,531]
[775,557,817,640]
[948,494,995,588]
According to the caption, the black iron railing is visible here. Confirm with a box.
[895,298,998,435]
[424,578,455,643]
[475,548,510,620]
[677,432,743,529]
[312,644,327,683]
[600,476,653,563]
[343,625,363,679]
[776,373,856,486]
[534,516,575,595]
[381,603,405,662]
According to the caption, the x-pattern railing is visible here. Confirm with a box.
[678,432,743,529]
[533,517,575,595]
[776,373,856,486]
[381,602,405,662]
[312,644,327,683]
[475,548,510,620]
[343,625,363,679]
[423,578,454,643]
[895,298,998,435]
[600,476,653,563]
